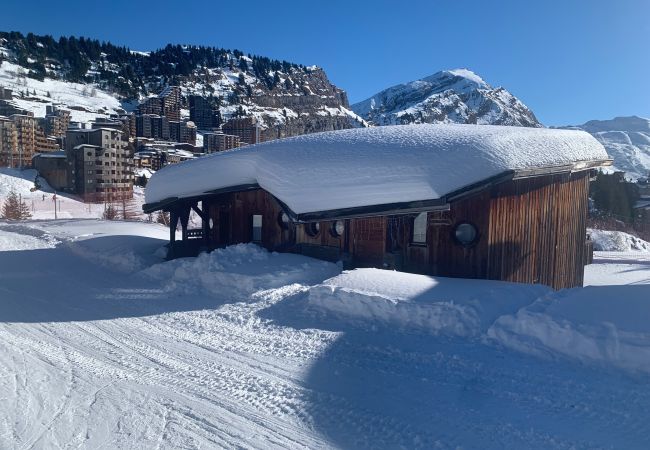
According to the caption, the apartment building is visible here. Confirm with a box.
[65,128,134,201]
[0,116,18,167]
[203,132,240,153]
[0,114,59,167]
[222,117,261,145]
[43,105,71,137]
[137,86,181,122]
[169,120,197,145]
[189,95,221,130]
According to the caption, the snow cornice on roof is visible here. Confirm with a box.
[143,124,611,217]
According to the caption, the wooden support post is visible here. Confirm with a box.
[168,210,179,259]
[202,208,210,247]
[179,205,191,241]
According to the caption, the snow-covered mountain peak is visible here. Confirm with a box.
[565,116,650,180]
[352,68,540,127]
[422,68,489,92]
[579,116,650,134]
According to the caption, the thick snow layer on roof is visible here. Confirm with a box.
[145,124,609,214]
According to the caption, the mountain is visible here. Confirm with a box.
[352,69,541,128]
[0,31,365,140]
[564,116,650,180]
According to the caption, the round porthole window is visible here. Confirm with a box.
[305,222,320,237]
[330,220,345,237]
[278,212,291,229]
[453,222,478,246]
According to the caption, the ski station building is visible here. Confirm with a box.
[143,124,611,289]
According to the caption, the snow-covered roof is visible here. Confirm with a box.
[34,151,66,159]
[144,124,610,217]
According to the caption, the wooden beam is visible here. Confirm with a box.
[191,203,207,221]
[179,206,191,241]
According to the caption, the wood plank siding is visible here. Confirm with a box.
[204,171,591,290]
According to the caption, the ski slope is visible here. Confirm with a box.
[1,220,650,449]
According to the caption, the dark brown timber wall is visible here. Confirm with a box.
[485,171,590,289]
[423,171,590,289]
[204,171,591,290]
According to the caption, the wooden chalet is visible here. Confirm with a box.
[143,124,611,290]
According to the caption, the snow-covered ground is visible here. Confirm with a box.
[0,168,147,220]
[1,220,650,449]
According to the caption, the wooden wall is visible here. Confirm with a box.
[204,172,591,289]
[423,171,590,289]
[485,172,590,289]
[206,189,290,251]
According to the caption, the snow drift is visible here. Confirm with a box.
[143,243,340,300]
[488,285,650,374]
[589,228,650,252]
[306,268,550,337]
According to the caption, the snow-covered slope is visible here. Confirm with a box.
[0,61,125,122]
[0,168,146,219]
[2,220,650,449]
[565,116,650,180]
[0,33,365,137]
[352,69,541,127]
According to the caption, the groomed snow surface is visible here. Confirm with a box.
[1,220,650,449]
[145,124,608,215]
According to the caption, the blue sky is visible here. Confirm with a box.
[1,0,648,125]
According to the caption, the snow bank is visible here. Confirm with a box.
[589,228,650,252]
[143,243,340,299]
[488,285,650,374]
[306,268,550,337]
[0,228,57,251]
[145,124,609,215]
[65,236,160,273]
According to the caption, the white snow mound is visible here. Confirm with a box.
[143,243,340,299]
[145,124,609,215]
[306,268,550,337]
[488,285,650,374]
[589,228,650,252]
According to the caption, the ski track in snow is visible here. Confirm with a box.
[1,220,650,449]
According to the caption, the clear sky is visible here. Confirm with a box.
[1,0,648,126]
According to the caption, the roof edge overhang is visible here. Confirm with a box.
[142,159,613,218]
[512,159,612,179]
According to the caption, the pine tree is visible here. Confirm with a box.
[1,190,32,220]
[102,203,118,220]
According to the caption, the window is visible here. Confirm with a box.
[453,222,479,247]
[305,222,320,237]
[252,215,263,242]
[330,220,345,238]
[411,212,427,244]
[278,212,291,229]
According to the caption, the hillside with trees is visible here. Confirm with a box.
[0,31,364,139]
